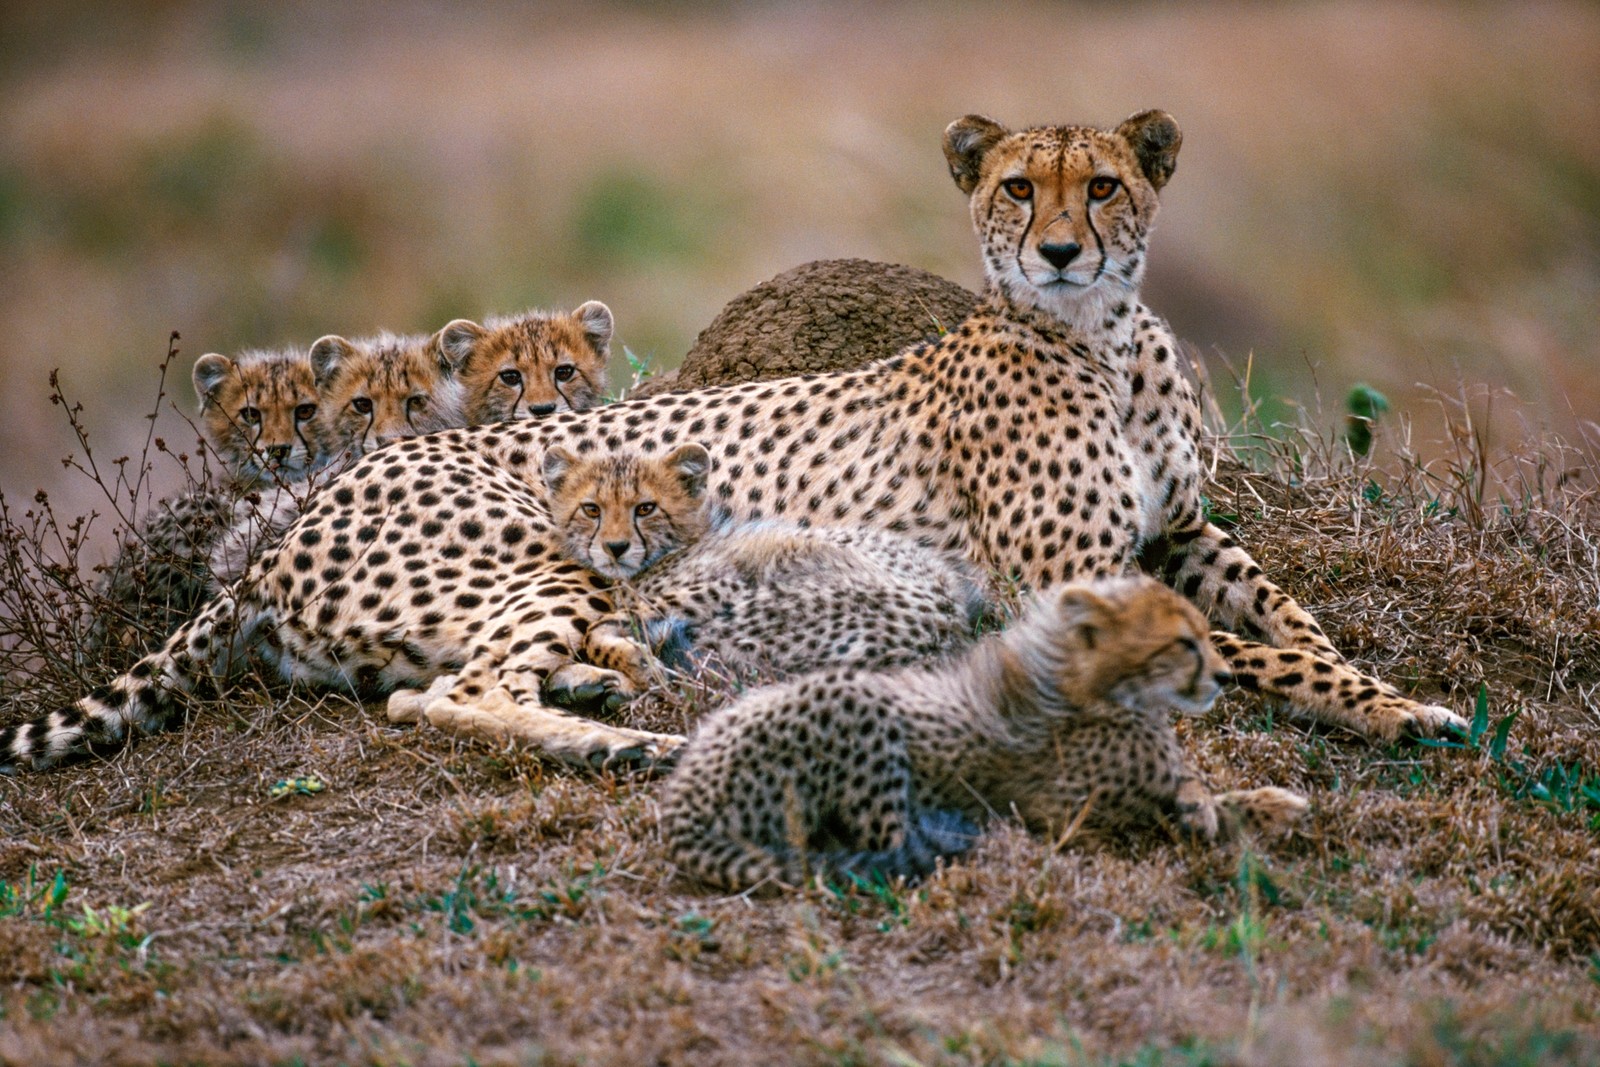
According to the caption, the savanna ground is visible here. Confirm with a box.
[1,344,1598,1066]
[3,2,1600,1064]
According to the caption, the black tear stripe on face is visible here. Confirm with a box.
[631,513,650,560]
[1085,190,1107,285]
[1013,177,1039,282]
[1184,641,1205,694]
[511,376,526,417]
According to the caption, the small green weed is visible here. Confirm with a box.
[1419,686,1600,830]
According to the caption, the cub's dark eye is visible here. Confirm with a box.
[1003,178,1033,201]
[408,395,427,411]
[1087,176,1120,201]
[294,403,317,421]
[580,502,601,519]
[239,406,261,425]
[553,365,577,382]
[351,397,373,415]
[634,502,656,517]
[499,369,522,386]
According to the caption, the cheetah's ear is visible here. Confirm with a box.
[1115,110,1182,191]
[541,446,579,498]
[943,115,1009,195]
[438,319,488,374]
[572,301,614,357]
[191,354,235,408]
[1054,585,1116,650]
[665,443,711,500]
[309,336,357,389]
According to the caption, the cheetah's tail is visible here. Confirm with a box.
[0,590,259,773]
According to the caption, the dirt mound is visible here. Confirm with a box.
[630,258,977,396]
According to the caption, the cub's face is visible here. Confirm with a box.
[943,111,1180,322]
[192,349,321,485]
[1053,575,1228,716]
[309,333,467,461]
[541,444,711,579]
[441,302,612,425]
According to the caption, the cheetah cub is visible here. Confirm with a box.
[441,302,613,423]
[88,347,323,659]
[205,328,472,587]
[660,575,1308,892]
[539,444,992,698]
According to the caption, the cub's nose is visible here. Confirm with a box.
[527,403,558,417]
[266,444,291,462]
[604,540,631,560]
[1213,670,1233,687]
[1039,242,1082,270]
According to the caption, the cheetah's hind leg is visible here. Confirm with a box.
[420,644,683,770]
[671,809,980,893]
[423,682,683,770]
[811,809,982,886]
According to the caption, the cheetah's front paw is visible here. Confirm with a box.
[544,663,640,715]
[1216,787,1309,839]
[1174,779,1220,841]
[386,674,459,724]
[1369,697,1471,742]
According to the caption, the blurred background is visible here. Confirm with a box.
[2,0,1597,533]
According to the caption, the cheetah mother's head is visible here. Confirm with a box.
[943,110,1180,324]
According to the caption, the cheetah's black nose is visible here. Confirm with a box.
[1039,242,1082,270]
[1213,670,1233,687]
[266,444,291,462]
[527,403,558,417]
[604,541,630,560]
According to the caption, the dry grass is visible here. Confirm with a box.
[2,362,1599,1065]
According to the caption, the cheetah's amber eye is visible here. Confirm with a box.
[499,369,522,386]
[580,502,601,519]
[294,403,317,421]
[1003,178,1033,201]
[553,365,577,383]
[239,406,261,425]
[634,502,656,517]
[1087,176,1120,201]
[408,395,427,411]
[351,397,373,415]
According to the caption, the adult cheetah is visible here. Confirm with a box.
[660,575,1309,891]
[2,109,1466,773]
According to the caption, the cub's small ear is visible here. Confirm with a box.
[541,446,579,497]
[943,115,1010,195]
[1055,584,1116,650]
[309,336,357,388]
[191,354,235,407]
[1115,110,1182,191]
[573,301,614,355]
[665,443,711,499]
[438,319,487,373]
